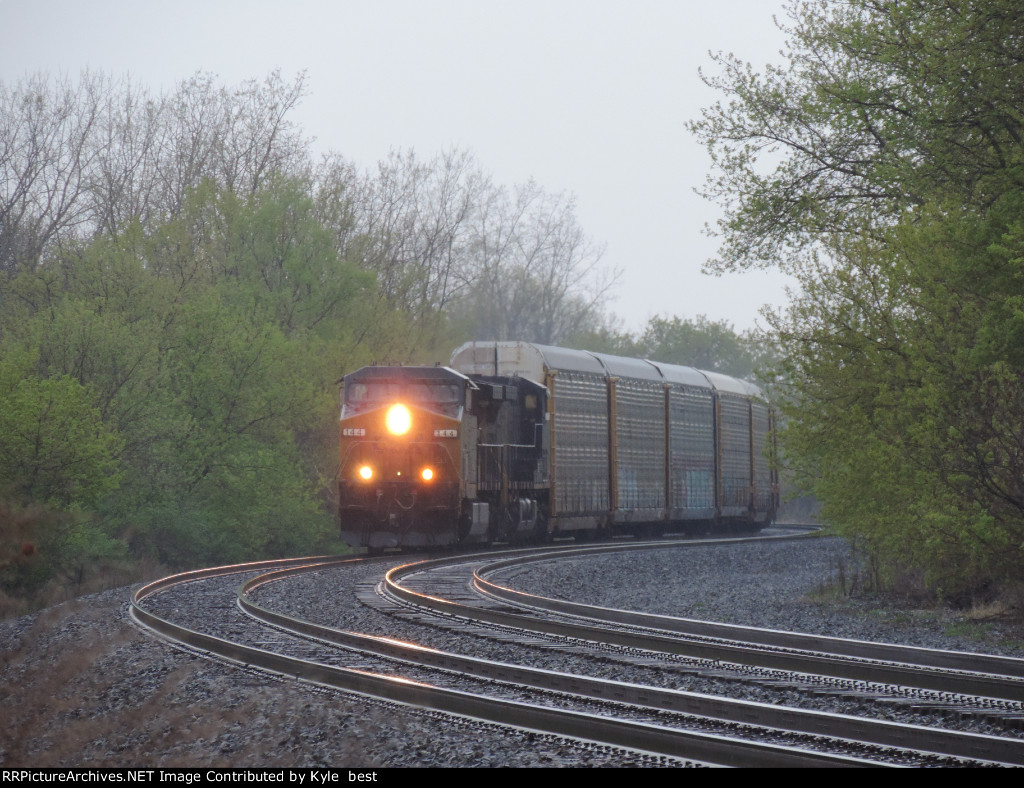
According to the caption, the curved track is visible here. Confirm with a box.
[130,530,1024,767]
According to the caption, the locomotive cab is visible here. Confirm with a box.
[338,365,476,550]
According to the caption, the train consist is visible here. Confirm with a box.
[338,341,778,551]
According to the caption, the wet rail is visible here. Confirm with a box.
[129,530,1024,767]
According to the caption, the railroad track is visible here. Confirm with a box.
[130,530,1024,767]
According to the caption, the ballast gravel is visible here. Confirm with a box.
[497,535,1024,658]
[0,594,659,769]
[2,533,1022,768]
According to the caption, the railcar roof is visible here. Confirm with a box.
[643,360,712,389]
[589,351,663,382]
[450,341,765,400]
[450,341,604,381]
[701,370,765,398]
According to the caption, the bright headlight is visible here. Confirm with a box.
[358,465,373,481]
[385,404,412,435]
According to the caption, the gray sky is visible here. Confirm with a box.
[0,0,795,334]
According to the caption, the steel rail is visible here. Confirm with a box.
[129,554,875,767]
[384,547,1024,703]
[239,562,1024,766]
[475,553,1024,679]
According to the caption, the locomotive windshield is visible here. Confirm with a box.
[342,375,465,418]
[347,382,461,405]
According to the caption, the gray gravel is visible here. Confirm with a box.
[2,533,1022,768]
[1,590,679,768]
[496,535,1024,657]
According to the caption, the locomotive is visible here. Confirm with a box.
[337,340,778,551]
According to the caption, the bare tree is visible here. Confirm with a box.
[86,75,162,235]
[0,72,104,272]
[310,151,361,257]
[151,71,308,218]
[0,69,313,275]
[459,180,614,344]
[217,69,310,197]
[460,178,539,339]
[345,148,485,318]
[0,71,614,350]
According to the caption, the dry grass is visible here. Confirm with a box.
[964,599,1018,622]
[0,589,33,621]
[0,597,384,767]
[0,554,174,623]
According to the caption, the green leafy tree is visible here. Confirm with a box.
[691,0,1024,275]
[693,0,1024,597]
[124,183,372,565]
[635,315,772,379]
[0,350,128,599]
[0,179,375,571]
[0,350,123,509]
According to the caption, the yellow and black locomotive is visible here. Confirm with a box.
[338,341,778,551]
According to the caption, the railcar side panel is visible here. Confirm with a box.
[751,399,776,520]
[717,393,753,518]
[612,375,666,519]
[667,384,717,518]
[550,370,609,519]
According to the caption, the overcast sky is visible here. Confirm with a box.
[0,0,796,334]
